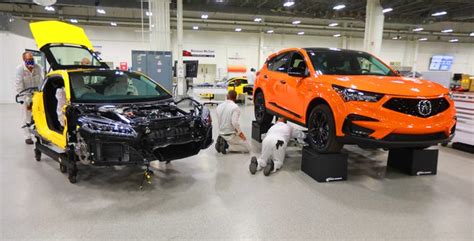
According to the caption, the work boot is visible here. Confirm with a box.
[249,156,258,174]
[25,138,34,145]
[215,136,222,153]
[263,159,274,176]
[220,137,229,154]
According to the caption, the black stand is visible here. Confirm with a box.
[301,146,348,183]
[251,121,272,143]
[387,148,438,176]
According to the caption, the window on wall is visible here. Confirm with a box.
[268,52,291,72]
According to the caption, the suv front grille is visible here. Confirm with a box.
[382,97,450,118]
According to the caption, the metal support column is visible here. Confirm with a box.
[363,0,384,55]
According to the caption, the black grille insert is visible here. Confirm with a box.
[382,132,447,142]
[383,97,450,118]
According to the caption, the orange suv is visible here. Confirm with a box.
[254,48,456,153]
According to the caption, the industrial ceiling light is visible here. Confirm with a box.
[333,4,346,10]
[97,8,106,14]
[412,27,423,32]
[297,31,305,35]
[235,28,242,32]
[192,26,199,30]
[328,23,338,27]
[201,14,208,19]
[333,33,341,37]
[267,29,274,34]
[254,17,262,22]
[110,22,117,26]
[146,11,152,17]
[33,0,56,6]
[470,32,474,36]
[216,0,225,3]
[44,6,55,12]
[392,36,401,40]
[449,38,458,42]
[69,19,78,23]
[418,37,428,41]
[441,29,453,33]
[382,8,393,13]
[431,11,447,16]
[292,20,301,25]
[283,0,295,7]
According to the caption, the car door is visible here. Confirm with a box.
[265,52,292,114]
[279,51,310,122]
[32,72,70,149]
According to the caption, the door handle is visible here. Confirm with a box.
[279,80,286,84]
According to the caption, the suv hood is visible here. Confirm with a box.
[327,75,449,97]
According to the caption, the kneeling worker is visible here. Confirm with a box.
[249,117,305,176]
[215,90,250,154]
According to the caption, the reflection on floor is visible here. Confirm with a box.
[1,103,473,240]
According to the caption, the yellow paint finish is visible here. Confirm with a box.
[30,20,94,50]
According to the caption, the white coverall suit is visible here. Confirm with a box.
[15,64,43,139]
[257,122,304,171]
[216,99,251,153]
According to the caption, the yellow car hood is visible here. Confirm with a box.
[30,20,94,50]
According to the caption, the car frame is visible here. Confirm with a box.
[253,47,456,153]
[22,21,213,183]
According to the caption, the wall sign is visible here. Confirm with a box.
[183,49,215,58]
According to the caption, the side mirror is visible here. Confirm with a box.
[288,67,308,77]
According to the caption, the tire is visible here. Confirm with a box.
[34,149,41,162]
[307,104,343,153]
[254,91,273,126]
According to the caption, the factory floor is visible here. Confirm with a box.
[1,103,473,241]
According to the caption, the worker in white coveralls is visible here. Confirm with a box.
[15,51,43,144]
[215,90,251,154]
[249,117,306,176]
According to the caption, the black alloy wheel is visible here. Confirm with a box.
[307,105,342,153]
[254,92,273,126]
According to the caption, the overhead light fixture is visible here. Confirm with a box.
[449,38,458,43]
[8,17,15,22]
[254,17,262,22]
[431,11,447,17]
[69,19,78,23]
[328,23,338,27]
[235,28,242,32]
[418,37,428,41]
[146,11,152,16]
[333,33,341,37]
[441,29,453,33]
[33,0,57,6]
[97,8,106,14]
[192,26,199,30]
[216,0,225,3]
[201,14,208,19]
[413,27,423,32]
[297,31,305,35]
[382,8,393,13]
[110,22,117,26]
[392,36,401,40]
[470,32,474,36]
[283,0,295,7]
[44,6,55,11]
[333,4,346,10]
[292,20,301,25]
[267,29,274,34]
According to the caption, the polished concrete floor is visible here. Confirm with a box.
[1,103,473,241]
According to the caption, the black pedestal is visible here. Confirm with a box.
[251,121,272,143]
[387,148,438,176]
[301,146,348,183]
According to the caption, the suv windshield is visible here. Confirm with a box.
[69,70,172,103]
[307,49,397,76]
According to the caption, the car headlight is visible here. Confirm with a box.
[332,85,384,102]
[79,117,137,138]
